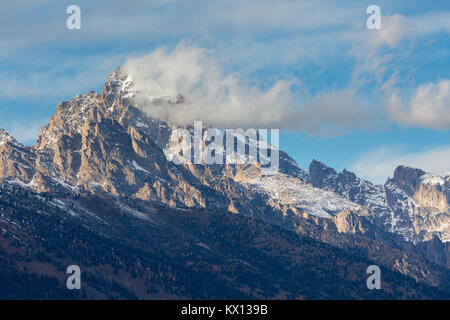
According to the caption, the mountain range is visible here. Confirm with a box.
[0,69,448,299]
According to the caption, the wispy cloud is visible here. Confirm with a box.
[350,145,450,184]
[364,11,450,50]
[352,11,450,88]
[386,79,450,129]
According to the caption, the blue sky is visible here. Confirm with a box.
[0,0,449,183]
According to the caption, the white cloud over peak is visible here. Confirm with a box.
[122,45,376,134]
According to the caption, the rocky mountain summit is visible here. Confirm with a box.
[0,68,448,299]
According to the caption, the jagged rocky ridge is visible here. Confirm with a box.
[309,160,450,243]
[0,69,449,299]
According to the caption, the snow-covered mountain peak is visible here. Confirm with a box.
[0,129,21,148]
[0,129,12,146]
[106,68,185,108]
[420,173,446,186]
[107,68,137,100]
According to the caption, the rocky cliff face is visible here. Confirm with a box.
[391,166,426,197]
[0,68,449,298]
